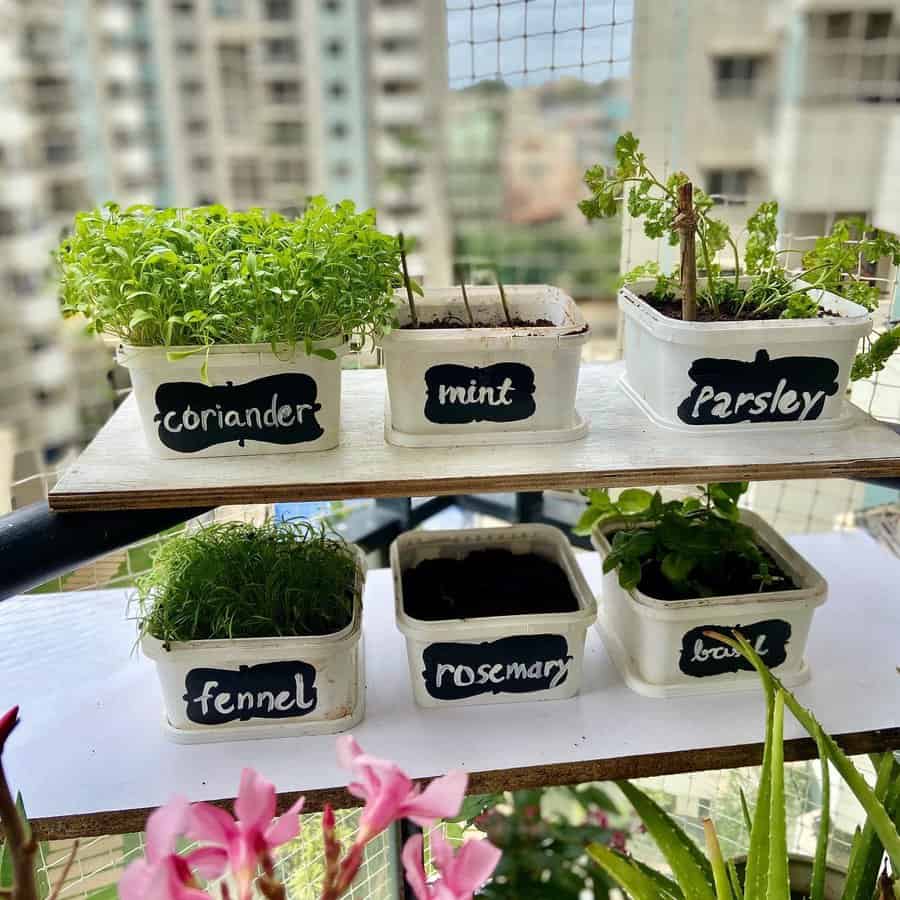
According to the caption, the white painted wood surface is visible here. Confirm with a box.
[48,363,900,511]
[2,531,898,828]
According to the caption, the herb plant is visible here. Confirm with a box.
[136,520,360,642]
[580,133,900,378]
[588,632,900,900]
[574,483,788,600]
[58,197,402,359]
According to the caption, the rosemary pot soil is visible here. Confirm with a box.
[58,199,400,458]
[137,521,366,742]
[391,525,596,708]
[380,285,590,446]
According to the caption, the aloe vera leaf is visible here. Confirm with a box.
[810,724,831,900]
[727,859,745,900]
[711,630,900,877]
[587,843,684,900]
[766,690,790,900]
[743,671,775,900]
[704,819,735,900]
[616,781,716,899]
[739,788,753,836]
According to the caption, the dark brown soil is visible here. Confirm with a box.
[402,548,579,620]
[400,317,556,329]
[644,295,838,323]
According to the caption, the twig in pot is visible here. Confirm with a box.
[398,232,418,328]
[674,181,697,322]
[494,270,514,327]
[459,279,475,327]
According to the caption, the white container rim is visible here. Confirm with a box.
[591,509,826,620]
[117,335,351,369]
[140,550,366,657]
[619,278,872,345]
[381,285,591,347]
[392,524,597,639]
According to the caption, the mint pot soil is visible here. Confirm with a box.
[138,522,367,742]
[58,199,401,458]
[392,526,596,709]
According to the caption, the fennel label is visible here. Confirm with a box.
[184,660,318,725]
[423,362,536,425]
[154,373,324,452]
[422,634,571,700]
[676,349,839,425]
[678,619,792,678]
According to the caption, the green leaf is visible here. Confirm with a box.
[588,844,684,900]
[311,347,338,360]
[727,859,744,900]
[766,690,790,900]
[0,839,11,889]
[616,488,654,515]
[661,552,696,584]
[128,309,155,329]
[810,724,830,900]
[617,557,642,590]
[409,278,425,297]
[573,505,605,537]
[616,781,716,899]
[703,819,734,900]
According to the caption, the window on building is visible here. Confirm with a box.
[230,158,262,202]
[865,11,892,40]
[266,80,301,104]
[382,79,418,95]
[330,121,348,138]
[332,161,351,179]
[325,38,343,56]
[272,158,307,182]
[825,12,852,39]
[264,0,292,20]
[213,0,242,15]
[180,79,203,96]
[268,121,304,145]
[175,38,196,56]
[706,168,754,203]
[185,118,208,136]
[171,0,194,12]
[192,155,212,171]
[322,0,341,11]
[713,55,762,98]
[328,81,346,98]
[264,37,297,63]
[380,36,418,53]
[45,133,78,164]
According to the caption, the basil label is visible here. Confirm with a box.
[422,634,571,700]
[423,362,536,424]
[676,349,839,425]
[183,660,318,725]
[678,619,792,678]
[154,373,323,452]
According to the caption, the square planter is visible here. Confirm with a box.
[618,278,872,430]
[392,525,597,708]
[141,556,365,742]
[118,337,350,459]
[380,285,590,447]
[592,510,827,697]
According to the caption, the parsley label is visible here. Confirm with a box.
[678,619,792,678]
[422,634,571,700]
[154,373,324,452]
[676,349,839,425]
[184,660,318,725]
[423,362,536,425]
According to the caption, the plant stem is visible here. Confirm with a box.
[398,232,418,328]
[0,709,38,900]
[460,279,475,326]
[677,182,697,321]
[495,271,513,327]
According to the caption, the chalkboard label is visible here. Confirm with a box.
[676,349,839,425]
[154,373,324,452]
[422,634,571,700]
[423,363,536,424]
[678,620,792,678]
[183,660,318,725]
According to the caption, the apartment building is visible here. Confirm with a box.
[625,0,900,276]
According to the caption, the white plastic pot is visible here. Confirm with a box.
[392,525,597,708]
[592,510,827,697]
[141,559,365,742]
[619,278,872,430]
[118,338,350,459]
[380,285,590,446]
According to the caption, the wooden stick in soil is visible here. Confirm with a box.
[459,279,475,326]
[495,270,514,327]
[0,707,38,900]
[676,181,698,322]
[398,232,418,328]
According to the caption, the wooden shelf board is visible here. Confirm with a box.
[3,531,898,839]
[48,363,900,512]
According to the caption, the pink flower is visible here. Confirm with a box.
[188,769,304,900]
[402,833,501,900]
[120,797,224,900]
[336,736,467,840]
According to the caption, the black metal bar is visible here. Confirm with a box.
[397,819,423,900]
[0,501,211,601]
[514,491,543,523]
